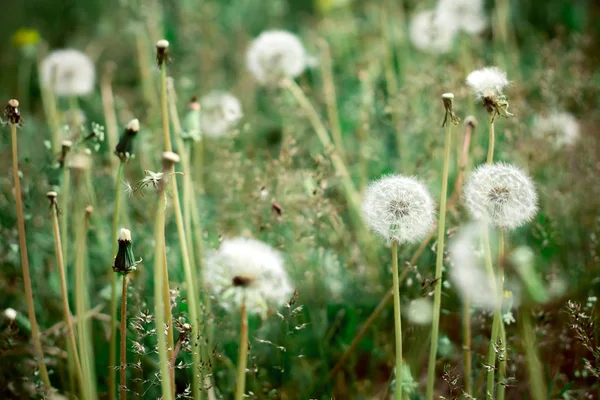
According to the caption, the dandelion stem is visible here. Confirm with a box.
[318,39,345,161]
[120,274,129,400]
[235,297,249,400]
[518,307,547,400]
[160,62,172,152]
[61,162,71,280]
[9,122,52,392]
[50,198,84,394]
[391,240,403,400]
[487,115,495,164]
[463,295,472,395]
[497,230,507,400]
[101,63,120,174]
[153,187,173,400]
[483,227,501,400]
[109,161,125,400]
[426,110,453,400]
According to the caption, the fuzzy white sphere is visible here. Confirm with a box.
[466,66,509,99]
[204,237,293,315]
[199,91,243,138]
[464,163,538,230]
[4,308,17,320]
[40,49,95,96]
[409,10,457,54]
[362,175,436,244]
[406,298,434,325]
[246,30,312,85]
[532,111,580,148]
[437,0,487,35]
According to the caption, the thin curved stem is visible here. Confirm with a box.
[120,274,129,400]
[483,227,500,400]
[426,112,453,400]
[391,241,403,400]
[487,116,495,164]
[10,123,52,392]
[51,202,84,393]
[497,230,506,400]
[235,298,248,400]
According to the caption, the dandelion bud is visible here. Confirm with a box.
[3,308,17,321]
[362,175,436,244]
[115,118,140,163]
[466,67,512,118]
[46,191,57,200]
[156,39,170,66]
[5,99,22,126]
[113,228,140,275]
[464,163,537,230]
[464,115,477,129]
[441,92,460,127]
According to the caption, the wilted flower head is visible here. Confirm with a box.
[200,91,243,138]
[246,30,313,85]
[362,175,435,243]
[115,118,140,162]
[204,237,293,315]
[466,67,511,117]
[437,0,487,35]
[409,10,457,54]
[532,111,580,148]
[464,163,537,230]
[40,49,95,96]
[449,223,520,310]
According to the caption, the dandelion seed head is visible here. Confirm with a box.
[464,163,537,230]
[4,308,17,320]
[246,30,311,84]
[362,175,435,243]
[200,91,243,138]
[466,66,509,100]
[40,49,95,96]
[406,298,434,325]
[409,10,457,54]
[532,111,580,148]
[437,0,487,35]
[204,237,293,315]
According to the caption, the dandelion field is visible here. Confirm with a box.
[1,0,600,399]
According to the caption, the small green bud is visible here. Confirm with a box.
[113,228,140,275]
[115,119,139,163]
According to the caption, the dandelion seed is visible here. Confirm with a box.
[464,163,537,230]
[199,91,243,138]
[532,111,580,148]
[437,0,487,35]
[246,30,314,85]
[409,10,457,54]
[40,49,95,96]
[204,237,293,315]
[362,175,436,244]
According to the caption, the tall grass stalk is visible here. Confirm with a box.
[108,161,125,400]
[48,192,84,394]
[318,39,345,161]
[120,274,129,400]
[518,307,547,400]
[153,184,173,400]
[426,95,455,400]
[235,296,249,400]
[37,47,61,153]
[7,103,52,392]
[75,205,98,400]
[391,241,403,400]
[101,62,120,174]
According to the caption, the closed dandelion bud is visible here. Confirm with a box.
[115,118,140,163]
[464,163,537,230]
[466,67,512,118]
[59,140,72,168]
[362,175,436,244]
[4,99,22,126]
[112,228,139,275]
[156,39,170,66]
[204,237,293,316]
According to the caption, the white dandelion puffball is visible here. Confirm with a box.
[449,223,520,310]
[204,237,293,315]
[406,298,434,325]
[409,10,457,54]
[437,0,487,35]
[362,175,436,243]
[199,91,243,138]
[466,66,509,99]
[4,308,17,320]
[532,111,580,148]
[246,30,312,84]
[40,49,95,96]
[464,163,538,230]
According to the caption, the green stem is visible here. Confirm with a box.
[487,116,495,164]
[497,231,507,400]
[61,164,71,279]
[426,114,453,400]
[483,227,500,400]
[518,308,547,400]
[235,297,249,400]
[51,201,84,394]
[109,161,125,400]
[391,241,403,400]
[10,123,52,392]
[463,295,472,395]
[153,190,173,400]
[160,63,172,152]
[120,274,129,400]
[318,39,345,161]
